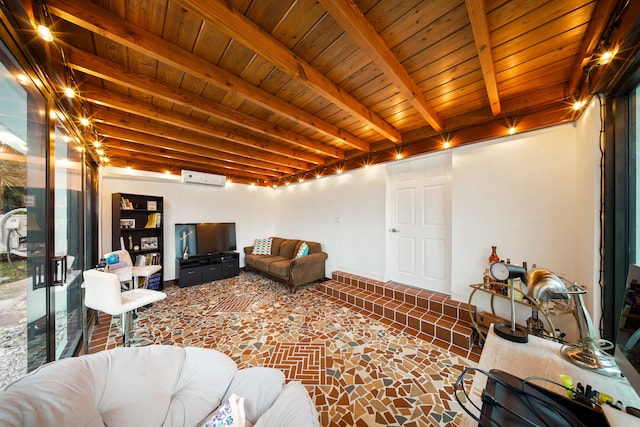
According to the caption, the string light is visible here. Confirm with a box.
[573,100,586,110]
[37,25,53,42]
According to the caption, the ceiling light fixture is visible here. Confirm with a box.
[92,140,101,148]
[443,141,451,150]
[508,126,516,135]
[80,117,90,126]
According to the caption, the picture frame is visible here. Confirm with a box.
[147,200,157,211]
[141,236,158,249]
[120,218,135,229]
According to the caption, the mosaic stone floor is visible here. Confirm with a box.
[93,272,476,426]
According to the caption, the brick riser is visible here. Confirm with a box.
[318,272,482,362]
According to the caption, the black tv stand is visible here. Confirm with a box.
[175,252,239,287]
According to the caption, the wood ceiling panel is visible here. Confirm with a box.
[161,3,202,51]
[14,0,636,184]
[124,0,167,34]
[490,1,595,47]
[270,0,328,51]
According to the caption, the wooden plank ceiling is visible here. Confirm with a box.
[11,0,640,185]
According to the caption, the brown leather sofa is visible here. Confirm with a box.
[244,237,328,292]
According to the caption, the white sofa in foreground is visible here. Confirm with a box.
[0,345,319,427]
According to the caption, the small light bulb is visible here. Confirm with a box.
[509,127,516,135]
[443,141,451,149]
[16,74,29,85]
[64,87,75,98]
[396,152,403,160]
[37,25,53,42]
[573,100,586,110]
[599,50,613,65]
[80,117,90,126]
[93,140,101,148]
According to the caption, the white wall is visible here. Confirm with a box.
[450,124,579,301]
[271,166,387,280]
[98,102,602,333]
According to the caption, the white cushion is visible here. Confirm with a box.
[253,382,319,427]
[0,357,103,427]
[222,367,285,425]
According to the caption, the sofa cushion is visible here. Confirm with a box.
[0,357,104,427]
[253,255,287,272]
[269,259,292,279]
[306,241,322,255]
[295,242,309,258]
[81,345,238,427]
[253,382,319,427]
[222,367,285,425]
[269,238,285,256]
[279,240,299,259]
[252,238,272,255]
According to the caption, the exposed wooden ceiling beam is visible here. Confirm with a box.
[96,125,284,179]
[567,0,618,95]
[318,0,443,132]
[103,146,270,183]
[65,47,344,160]
[173,0,403,143]
[46,0,370,153]
[81,84,322,167]
[465,0,501,115]
[92,109,299,175]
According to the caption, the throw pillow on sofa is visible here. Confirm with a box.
[295,242,309,258]
[252,238,272,255]
[200,394,246,427]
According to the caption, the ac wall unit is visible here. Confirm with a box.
[181,170,226,187]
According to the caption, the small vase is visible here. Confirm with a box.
[489,246,499,264]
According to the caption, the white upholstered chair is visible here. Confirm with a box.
[82,269,166,347]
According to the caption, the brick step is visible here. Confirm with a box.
[318,272,481,361]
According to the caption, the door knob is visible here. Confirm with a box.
[389,228,399,233]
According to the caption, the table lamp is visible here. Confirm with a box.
[525,268,622,377]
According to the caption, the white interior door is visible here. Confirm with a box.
[387,153,451,293]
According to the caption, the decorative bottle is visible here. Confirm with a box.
[489,246,499,264]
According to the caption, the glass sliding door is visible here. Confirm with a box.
[0,39,49,385]
[52,117,84,359]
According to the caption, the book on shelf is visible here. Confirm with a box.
[135,252,161,266]
[120,196,133,210]
[145,212,161,228]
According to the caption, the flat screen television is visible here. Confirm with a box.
[175,222,236,258]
